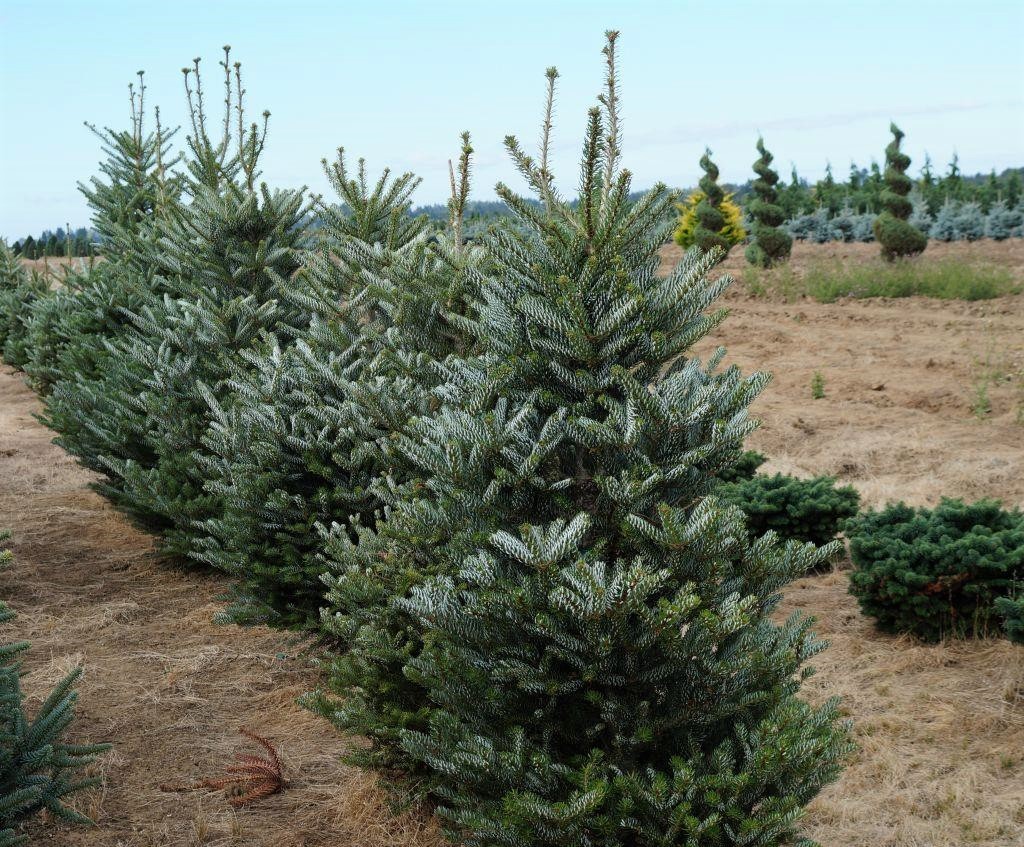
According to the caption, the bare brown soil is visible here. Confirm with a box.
[1,239,1022,845]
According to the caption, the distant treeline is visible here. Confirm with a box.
[415,161,1021,222]
[11,162,1022,249]
[729,159,1024,219]
[11,227,96,259]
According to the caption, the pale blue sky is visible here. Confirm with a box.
[2,0,1022,237]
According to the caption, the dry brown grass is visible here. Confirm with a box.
[1,239,1022,844]
[0,371,444,847]
[786,572,1024,846]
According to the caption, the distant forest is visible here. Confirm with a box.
[11,227,95,259]
[408,162,1024,226]
[9,162,1023,251]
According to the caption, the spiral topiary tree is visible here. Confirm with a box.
[745,137,792,267]
[692,147,732,254]
[873,123,927,260]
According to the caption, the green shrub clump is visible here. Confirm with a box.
[1,531,110,845]
[996,595,1024,644]
[873,124,927,261]
[995,598,1019,643]
[847,499,1024,641]
[717,448,767,482]
[719,473,861,548]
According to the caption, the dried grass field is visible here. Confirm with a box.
[1,240,1022,845]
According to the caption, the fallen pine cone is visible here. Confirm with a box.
[160,727,284,807]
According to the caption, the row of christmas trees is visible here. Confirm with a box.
[0,39,855,845]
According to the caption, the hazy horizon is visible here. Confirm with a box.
[2,0,1022,238]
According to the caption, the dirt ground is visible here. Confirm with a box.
[1,240,1023,845]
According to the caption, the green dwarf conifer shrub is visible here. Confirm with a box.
[328,32,853,845]
[995,595,1024,644]
[0,531,110,846]
[718,473,860,549]
[745,138,792,267]
[847,499,1024,641]
[716,449,767,483]
[873,124,927,260]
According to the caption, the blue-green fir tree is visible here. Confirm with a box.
[0,244,49,370]
[304,137,488,770]
[26,74,181,396]
[197,140,481,627]
[90,49,311,553]
[320,32,852,845]
[39,74,181,482]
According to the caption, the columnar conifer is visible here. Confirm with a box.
[745,137,792,266]
[873,123,927,260]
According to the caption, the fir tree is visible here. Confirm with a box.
[305,136,487,766]
[329,32,851,845]
[985,199,1021,240]
[745,137,792,267]
[908,191,933,237]
[918,154,940,214]
[39,73,180,472]
[943,152,962,201]
[0,243,49,369]
[692,148,732,254]
[1,531,110,845]
[814,163,841,215]
[777,166,811,219]
[930,199,958,241]
[197,142,467,627]
[873,123,927,260]
[103,48,311,555]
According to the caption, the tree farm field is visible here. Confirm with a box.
[0,239,1020,846]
